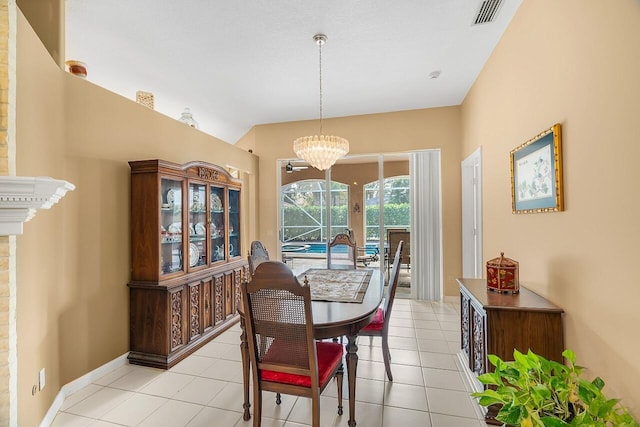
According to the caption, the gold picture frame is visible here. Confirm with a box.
[510,123,563,214]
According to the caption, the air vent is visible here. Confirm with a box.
[473,0,504,25]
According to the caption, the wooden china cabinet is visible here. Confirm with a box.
[128,160,248,369]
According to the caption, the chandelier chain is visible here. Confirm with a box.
[318,37,323,135]
[292,33,349,171]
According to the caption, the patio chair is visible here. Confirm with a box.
[241,261,344,426]
[387,229,409,278]
[359,241,404,381]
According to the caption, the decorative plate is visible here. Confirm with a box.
[189,243,199,267]
[211,193,223,211]
[166,188,175,205]
[195,222,206,235]
[168,222,181,234]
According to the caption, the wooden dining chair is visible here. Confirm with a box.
[359,241,404,381]
[241,240,271,419]
[245,241,289,415]
[327,233,357,269]
[248,240,270,275]
[241,261,344,427]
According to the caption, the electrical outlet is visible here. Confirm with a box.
[39,368,45,391]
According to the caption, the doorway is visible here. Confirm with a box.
[277,151,442,301]
[461,148,483,278]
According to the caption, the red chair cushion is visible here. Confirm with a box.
[261,341,343,388]
[361,307,385,332]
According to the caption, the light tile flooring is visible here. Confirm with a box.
[51,297,485,427]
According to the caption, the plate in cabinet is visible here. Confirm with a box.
[195,222,206,235]
[168,222,181,234]
[166,188,176,205]
[211,193,223,211]
[189,243,199,267]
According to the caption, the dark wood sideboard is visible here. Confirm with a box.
[457,278,564,424]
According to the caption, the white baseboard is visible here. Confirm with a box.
[39,353,129,427]
[455,350,487,420]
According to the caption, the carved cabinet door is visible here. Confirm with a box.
[169,286,187,353]
[460,292,471,359]
[202,278,213,333]
[188,281,202,342]
[233,267,244,314]
[213,274,225,326]
[470,303,487,376]
[224,272,234,319]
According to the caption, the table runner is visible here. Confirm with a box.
[298,268,373,303]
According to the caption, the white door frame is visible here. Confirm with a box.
[461,148,483,278]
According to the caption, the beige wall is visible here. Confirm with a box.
[238,107,463,296]
[461,0,640,417]
[15,12,257,426]
[16,0,62,65]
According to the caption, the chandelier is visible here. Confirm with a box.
[293,34,349,171]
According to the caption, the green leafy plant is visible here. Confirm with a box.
[472,349,638,427]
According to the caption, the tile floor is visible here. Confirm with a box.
[51,297,486,427]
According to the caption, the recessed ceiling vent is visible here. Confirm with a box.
[473,0,504,25]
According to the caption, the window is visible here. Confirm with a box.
[364,176,410,241]
[281,179,349,243]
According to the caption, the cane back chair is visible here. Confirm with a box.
[241,261,344,426]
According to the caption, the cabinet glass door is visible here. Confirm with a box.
[229,188,240,258]
[210,186,225,262]
[160,178,183,275]
[188,182,207,268]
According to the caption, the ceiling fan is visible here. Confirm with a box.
[285,161,309,173]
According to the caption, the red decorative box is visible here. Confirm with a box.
[486,252,519,294]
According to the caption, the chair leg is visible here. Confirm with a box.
[275,392,281,405]
[311,392,320,427]
[240,318,251,420]
[252,389,262,427]
[336,365,344,416]
[382,335,393,381]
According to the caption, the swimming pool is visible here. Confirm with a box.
[282,242,379,254]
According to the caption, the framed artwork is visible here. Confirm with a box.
[510,123,563,214]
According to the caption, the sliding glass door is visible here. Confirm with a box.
[279,154,410,275]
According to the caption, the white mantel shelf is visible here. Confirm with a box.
[0,176,75,235]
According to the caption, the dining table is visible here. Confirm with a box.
[238,267,385,427]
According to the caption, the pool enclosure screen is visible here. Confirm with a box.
[281,179,348,244]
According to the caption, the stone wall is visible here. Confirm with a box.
[0,0,17,425]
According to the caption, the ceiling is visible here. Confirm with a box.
[65,0,522,144]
